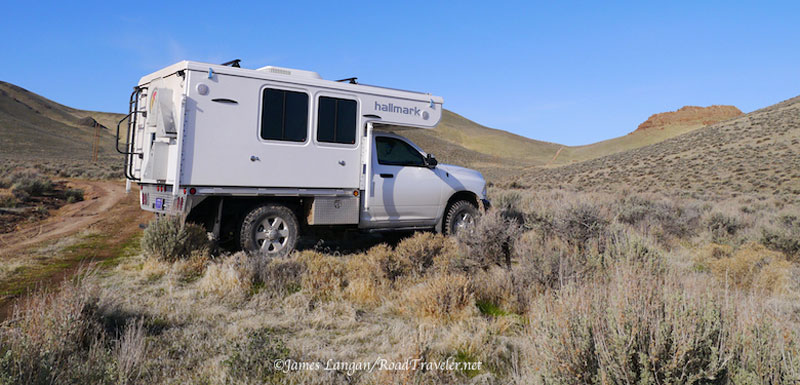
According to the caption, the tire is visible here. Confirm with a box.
[443,200,479,236]
[239,204,299,258]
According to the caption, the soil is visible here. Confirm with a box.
[0,180,126,256]
[0,180,150,320]
[635,105,743,132]
[0,181,76,234]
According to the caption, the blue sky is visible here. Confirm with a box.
[2,1,798,145]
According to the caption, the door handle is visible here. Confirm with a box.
[379,173,394,178]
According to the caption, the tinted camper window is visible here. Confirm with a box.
[317,97,357,144]
[260,88,308,142]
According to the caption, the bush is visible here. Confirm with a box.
[0,194,17,208]
[554,202,608,252]
[248,255,305,297]
[395,232,453,276]
[406,274,475,323]
[367,243,412,283]
[65,188,84,204]
[456,210,522,270]
[198,253,250,297]
[528,267,735,384]
[471,266,534,315]
[299,251,346,300]
[701,242,792,294]
[616,195,703,242]
[707,212,744,242]
[5,169,53,201]
[140,218,210,262]
[760,214,800,260]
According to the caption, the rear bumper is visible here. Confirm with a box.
[480,199,491,211]
[139,184,189,215]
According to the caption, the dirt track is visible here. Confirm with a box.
[0,180,127,257]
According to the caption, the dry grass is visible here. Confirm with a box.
[2,188,799,384]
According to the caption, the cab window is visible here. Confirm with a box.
[376,137,425,166]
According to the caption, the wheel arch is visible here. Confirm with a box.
[436,190,479,233]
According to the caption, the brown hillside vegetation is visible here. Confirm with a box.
[0,81,122,163]
[635,105,743,132]
[522,95,800,199]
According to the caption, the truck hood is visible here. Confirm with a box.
[438,164,483,180]
[437,163,487,199]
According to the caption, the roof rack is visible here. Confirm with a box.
[221,59,241,68]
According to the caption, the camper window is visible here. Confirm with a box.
[376,136,425,167]
[260,88,308,142]
[317,96,357,144]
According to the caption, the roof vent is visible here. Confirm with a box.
[257,66,322,79]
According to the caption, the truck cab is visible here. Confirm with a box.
[118,60,489,257]
[364,132,487,231]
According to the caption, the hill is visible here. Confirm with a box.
[397,106,741,179]
[0,81,123,163]
[521,95,800,198]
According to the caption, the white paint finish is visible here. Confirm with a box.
[180,70,362,188]
[361,133,488,228]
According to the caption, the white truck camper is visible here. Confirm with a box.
[118,60,490,257]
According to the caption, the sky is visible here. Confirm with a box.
[1,1,799,146]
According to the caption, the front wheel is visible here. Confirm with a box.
[240,204,299,258]
[443,200,479,236]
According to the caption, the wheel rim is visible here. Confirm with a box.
[452,211,474,234]
[254,216,290,253]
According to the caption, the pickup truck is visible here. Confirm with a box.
[118,60,489,257]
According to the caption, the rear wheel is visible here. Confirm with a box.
[443,200,478,236]
[239,204,299,258]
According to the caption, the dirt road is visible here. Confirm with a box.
[0,180,127,257]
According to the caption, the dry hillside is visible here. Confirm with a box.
[0,81,122,163]
[522,95,800,199]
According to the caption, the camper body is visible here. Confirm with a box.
[119,61,488,256]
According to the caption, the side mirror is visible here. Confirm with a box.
[425,153,438,168]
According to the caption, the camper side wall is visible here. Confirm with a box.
[180,70,363,189]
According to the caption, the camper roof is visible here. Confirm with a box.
[138,61,443,105]
[138,60,444,129]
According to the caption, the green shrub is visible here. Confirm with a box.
[140,218,210,262]
[5,169,53,201]
[760,214,800,260]
[65,188,84,203]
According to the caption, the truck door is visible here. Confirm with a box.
[366,135,442,226]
